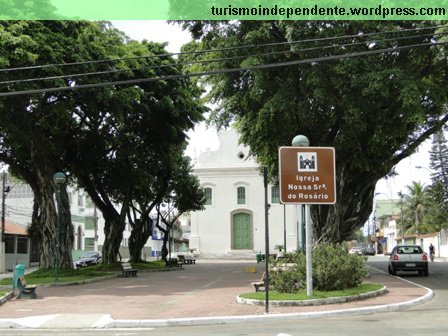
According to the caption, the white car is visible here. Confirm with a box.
[348,247,362,255]
[388,245,428,276]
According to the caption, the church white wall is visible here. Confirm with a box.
[189,128,300,258]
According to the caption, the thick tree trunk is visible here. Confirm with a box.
[101,207,128,263]
[129,216,152,263]
[27,173,73,268]
[79,178,130,264]
[58,186,74,267]
[161,233,169,262]
[34,181,56,268]
[25,140,74,268]
[312,168,377,243]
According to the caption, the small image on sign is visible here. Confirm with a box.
[297,152,317,172]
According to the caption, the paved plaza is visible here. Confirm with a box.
[0,259,432,328]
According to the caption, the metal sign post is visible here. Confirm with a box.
[278,147,336,205]
[278,145,336,296]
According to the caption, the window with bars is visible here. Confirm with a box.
[5,235,14,253]
[237,186,246,204]
[204,187,212,205]
[17,237,28,254]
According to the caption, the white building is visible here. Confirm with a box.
[373,199,448,258]
[188,128,301,259]
[1,180,160,270]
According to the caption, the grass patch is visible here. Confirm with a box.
[89,260,166,272]
[1,275,113,285]
[239,283,383,301]
[133,260,166,270]
[0,260,167,286]
[0,268,114,285]
[0,291,7,297]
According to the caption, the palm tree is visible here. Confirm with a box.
[401,181,430,235]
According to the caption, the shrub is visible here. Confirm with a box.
[312,243,367,291]
[269,253,306,293]
[268,244,367,293]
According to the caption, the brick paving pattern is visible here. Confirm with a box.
[0,260,428,320]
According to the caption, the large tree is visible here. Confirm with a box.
[126,148,192,263]
[0,21,206,265]
[179,21,448,243]
[0,21,97,267]
[155,154,205,262]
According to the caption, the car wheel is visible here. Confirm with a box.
[388,265,396,275]
[423,267,429,277]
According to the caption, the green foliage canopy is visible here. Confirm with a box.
[180,21,448,242]
[0,21,206,264]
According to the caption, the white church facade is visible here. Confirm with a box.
[188,128,302,258]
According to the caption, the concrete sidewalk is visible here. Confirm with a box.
[0,260,433,329]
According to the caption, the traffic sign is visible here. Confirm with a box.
[278,146,336,204]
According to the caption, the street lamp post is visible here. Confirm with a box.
[398,191,404,245]
[53,172,67,282]
[292,135,309,253]
[372,193,379,253]
[291,134,313,297]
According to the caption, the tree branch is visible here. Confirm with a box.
[392,112,448,165]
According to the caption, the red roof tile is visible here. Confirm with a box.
[4,220,27,236]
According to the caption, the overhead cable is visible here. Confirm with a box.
[0,24,445,74]
[0,31,444,86]
[0,40,446,97]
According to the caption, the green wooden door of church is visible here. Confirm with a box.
[233,213,252,249]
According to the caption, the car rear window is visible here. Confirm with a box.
[397,246,423,254]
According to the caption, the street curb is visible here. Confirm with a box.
[236,286,387,307]
[105,286,434,329]
[0,291,13,307]
[0,266,435,329]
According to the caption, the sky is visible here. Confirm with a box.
[111,20,434,200]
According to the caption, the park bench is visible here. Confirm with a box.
[17,276,37,299]
[252,272,266,292]
[166,258,183,267]
[121,261,138,277]
[177,255,196,265]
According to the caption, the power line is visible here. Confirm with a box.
[0,24,445,74]
[0,40,445,98]
[1,31,444,87]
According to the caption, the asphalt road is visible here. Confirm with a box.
[1,257,447,336]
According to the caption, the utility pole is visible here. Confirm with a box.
[1,172,6,274]
[1,172,12,274]
[1,172,6,244]
[1,172,11,243]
